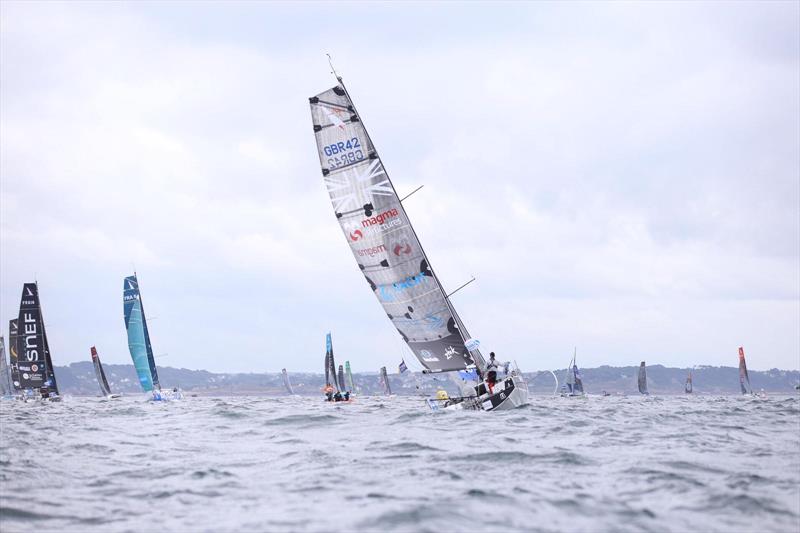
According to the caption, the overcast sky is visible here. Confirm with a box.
[1,1,798,374]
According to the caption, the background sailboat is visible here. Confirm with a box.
[379,366,392,396]
[685,370,693,394]
[16,283,60,400]
[738,347,753,395]
[309,72,527,411]
[281,368,295,395]
[90,346,120,398]
[638,361,649,395]
[562,348,586,397]
[0,335,15,398]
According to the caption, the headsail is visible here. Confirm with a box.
[738,347,752,395]
[0,335,13,396]
[90,346,112,396]
[281,368,294,395]
[123,274,160,392]
[345,360,355,392]
[685,370,693,394]
[309,81,484,374]
[637,361,648,395]
[380,366,392,395]
[8,319,20,390]
[337,364,346,392]
[17,283,59,396]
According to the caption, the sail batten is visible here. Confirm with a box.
[310,80,481,374]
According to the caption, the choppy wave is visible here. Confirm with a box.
[1,395,798,532]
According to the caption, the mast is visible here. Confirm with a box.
[38,282,59,395]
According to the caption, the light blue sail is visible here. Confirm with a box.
[123,275,160,392]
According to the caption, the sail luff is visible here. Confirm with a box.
[310,80,478,374]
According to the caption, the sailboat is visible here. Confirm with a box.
[281,368,295,395]
[309,71,528,411]
[15,283,60,401]
[6,319,22,398]
[561,348,585,397]
[124,274,181,401]
[379,366,392,396]
[345,360,356,394]
[738,347,754,396]
[684,369,693,394]
[323,333,350,402]
[637,361,649,395]
[0,334,17,399]
[90,346,121,399]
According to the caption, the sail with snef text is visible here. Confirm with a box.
[123,275,160,392]
[90,346,112,397]
[637,361,648,395]
[310,82,485,374]
[738,347,752,395]
[17,283,59,396]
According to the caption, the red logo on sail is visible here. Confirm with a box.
[393,242,412,256]
[350,229,363,241]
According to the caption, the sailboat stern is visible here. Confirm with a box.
[427,371,529,412]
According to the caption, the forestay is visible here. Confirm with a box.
[309,82,484,374]
[123,275,160,392]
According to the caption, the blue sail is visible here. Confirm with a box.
[123,275,160,392]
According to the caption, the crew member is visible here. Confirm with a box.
[486,352,499,394]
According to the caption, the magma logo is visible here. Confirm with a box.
[361,208,399,227]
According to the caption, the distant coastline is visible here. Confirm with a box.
[52,361,800,397]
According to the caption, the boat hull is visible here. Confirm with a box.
[428,372,529,412]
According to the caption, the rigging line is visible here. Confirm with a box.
[400,185,424,203]
[446,277,476,299]
[326,53,342,82]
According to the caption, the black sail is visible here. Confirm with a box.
[637,361,648,395]
[380,366,392,395]
[90,346,112,396]
[17,283,58,395]
[0,335,12,395]
[310,82,485,374]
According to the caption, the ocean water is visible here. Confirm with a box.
[1,395,798,533]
